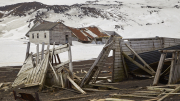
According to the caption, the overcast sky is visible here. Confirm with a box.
[0,0,95,6]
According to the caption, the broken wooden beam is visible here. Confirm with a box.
[157,85,180,101]
[122,52,154,76]
[67,74,86,94]
[125,43,155,74]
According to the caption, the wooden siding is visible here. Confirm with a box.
[29,23,72,45]
[29,31,50,44]
[50,23,72,45]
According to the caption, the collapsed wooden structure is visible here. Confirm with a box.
[153,50,180,86]
[12,42,86,94]
[80,36,180,87]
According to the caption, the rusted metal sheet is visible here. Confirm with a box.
[69,26,109,42]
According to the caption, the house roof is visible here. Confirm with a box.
[68,27,90,42]
[30,22,59,31]
[69,26,109,42]
[105,31,122,37]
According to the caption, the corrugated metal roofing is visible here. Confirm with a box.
[69,27,90,42]
[69,26,109,42]
[124,45,180,72]
[30,22,59,31]
[87,27,108,38]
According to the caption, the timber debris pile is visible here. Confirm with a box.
[1,35,180,101]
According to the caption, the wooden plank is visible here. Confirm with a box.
[56,54,61,64]
[54,55,57,65]
[168,52,176,84]
[31,52,35,67]
[54,48,69,55]
[68,43,73,77]
[122,52,153,75]
[125,43,155,74]
[67,75,86,94]
[64,68,81,81]
[41,42,45,60]
[80,36,114,87]
[54,60,70,69]
[110,94,157,99]
[52,95,91,101]
[92,68,101,83]
[59,72,64,88]
[147,86,174,92]
[0,83,3,88]
[161,65,170,76]
[39,52,50,91]
[157,85,180,101]
[153,53,166,86]
[49,61,60,84]
[51,42,55,64]
[105,98,134,101]
[159,50,180,53]
[36,44,39,65]
[25,42,30,60]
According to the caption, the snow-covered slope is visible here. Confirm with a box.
[0,0,96,6]
[0,0,180,39]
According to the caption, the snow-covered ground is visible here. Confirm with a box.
[0,38,104,67]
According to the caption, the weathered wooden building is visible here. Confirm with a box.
[28,22,72,45]
[26,20,115,44]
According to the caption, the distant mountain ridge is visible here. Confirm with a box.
[0,0,180,39]
[0,2,71,17]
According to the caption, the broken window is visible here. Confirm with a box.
[44,33,46,38]
[66,35,68,43]
[32,33,34,39]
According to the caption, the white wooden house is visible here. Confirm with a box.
[28,22,72,45]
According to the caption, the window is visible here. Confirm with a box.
[44,33,46,38]
[37,33,39,38]
[65,35,68,43]
[32,33,34,39]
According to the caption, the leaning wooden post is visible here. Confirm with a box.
[51,42,56,65]
[25,42,31,60]
[168,52,176,84]
[36,44,39,65]
[41,42,45,60]
[153,53,166,86]
[68,43,73,77]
